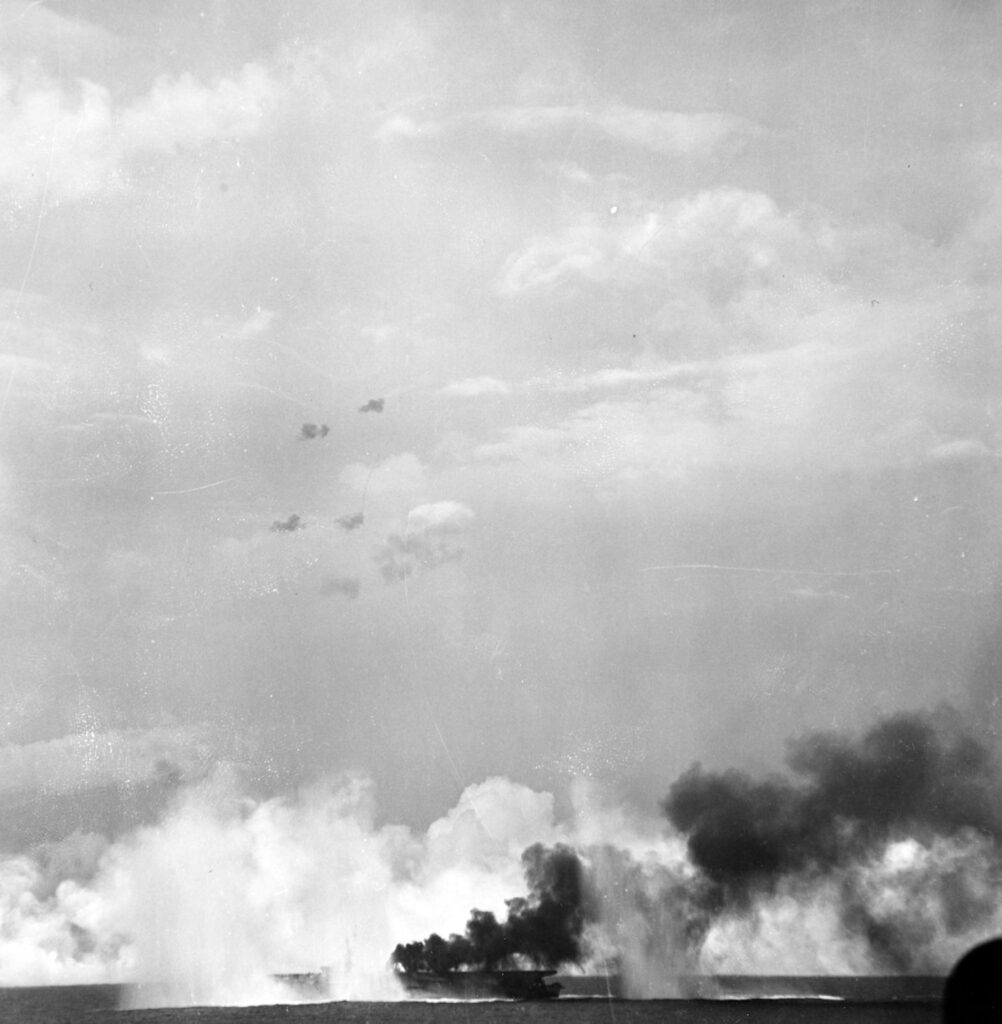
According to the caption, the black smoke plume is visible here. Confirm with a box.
[391,843,593,973]
[662,707,1002,971]
[666,708,1001,895]
[359,398,384,413]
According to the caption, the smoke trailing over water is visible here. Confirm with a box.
[386,705,1002,989]
[2,709,1002,1002]
[652,706,1002,978]
[667,708,1001,894]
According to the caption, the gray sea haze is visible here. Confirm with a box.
[0,990,944,1024]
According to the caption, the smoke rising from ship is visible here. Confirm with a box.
[618,706,1002,984]
[665,707,1001,897]
[2,708,1002,1002]
[383,706,1002,991]
[391,843,592,972]
[532,711,1002,995]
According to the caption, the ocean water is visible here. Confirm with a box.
[0,988,943,1024]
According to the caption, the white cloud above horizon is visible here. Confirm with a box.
[378,103,759,159]
[0,61,281,204]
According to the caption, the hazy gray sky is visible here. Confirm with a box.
[1,0,1000,846]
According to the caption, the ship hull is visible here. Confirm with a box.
[399,970,561,1000]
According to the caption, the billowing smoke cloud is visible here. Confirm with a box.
[0,774,568,1003]
[375,502,474,583]
[658,707,1002,975]
[336,512,364,531]
[358,398,384,413]
[3,710,1002,1004]
[391,843,592,972]
[667,709,1000,893]
[0,833,127,987]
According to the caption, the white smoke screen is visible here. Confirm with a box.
[3,763,1002,1004]
[0,772,567,1004]
[695,834,1002,978]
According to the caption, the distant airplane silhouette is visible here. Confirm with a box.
[300,423,330,439]
[271,514,304,533]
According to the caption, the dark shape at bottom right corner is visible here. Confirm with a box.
[943,936,1002,1022]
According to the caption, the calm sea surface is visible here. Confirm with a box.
[0,988,943,1024]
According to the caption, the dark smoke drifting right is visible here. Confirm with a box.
[658,706,1002,972]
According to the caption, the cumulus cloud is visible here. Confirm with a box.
[439,365,706,402]
[0,62,281,203]
[470,337,903,491]
[379,105,757,160]
[0,727,212,799]
[927,438,994,463]
[438,376,511,398]
[374,501,474,583]
[373,112,444,142]
[474,423,575,469]
[475,105,758,158]
[229,308,278,340]
[498,187,833,299]
[0,71,117,202]
[498,217,639,295]
[119,64,278,153]
[477,180,1001,498]
[527,365,705,395]
[470,333,938,497]
[405,502,474,530]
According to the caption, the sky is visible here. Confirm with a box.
[1,0,1002,995]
